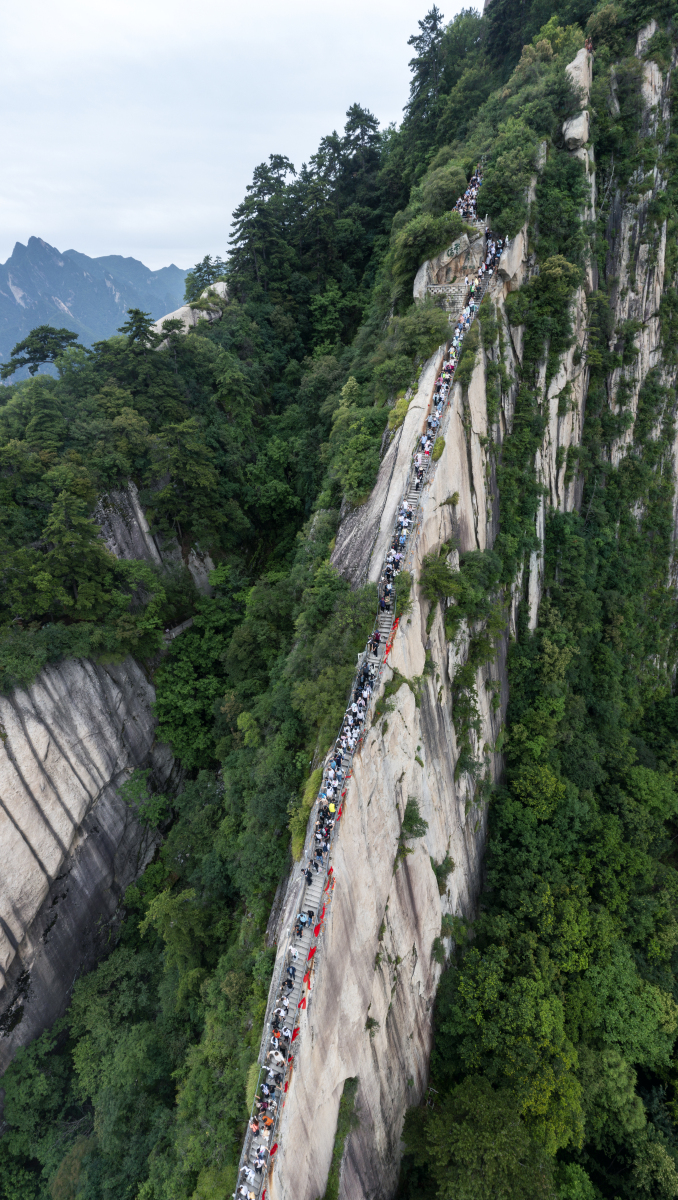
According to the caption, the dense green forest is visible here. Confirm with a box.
[2,0,678,1197]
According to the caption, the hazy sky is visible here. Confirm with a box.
[1,0,468,272]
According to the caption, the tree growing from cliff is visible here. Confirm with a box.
[183,254,229,303]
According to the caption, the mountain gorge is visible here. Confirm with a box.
[2,2,678,1200]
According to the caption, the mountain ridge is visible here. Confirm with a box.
[0,236,187,372]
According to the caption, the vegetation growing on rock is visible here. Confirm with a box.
[3,1,678,1199]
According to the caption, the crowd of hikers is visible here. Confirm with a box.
[235,170,505,1200]
[454,167,483,221]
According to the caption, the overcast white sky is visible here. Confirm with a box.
[0,0,468,272]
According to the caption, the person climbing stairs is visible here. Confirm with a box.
[233,168,501,1200]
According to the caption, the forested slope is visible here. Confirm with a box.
[2,1,678,1199]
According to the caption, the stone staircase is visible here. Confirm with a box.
[427,218,488,324]
[239,869,327,1193]
[233,201,500,1200]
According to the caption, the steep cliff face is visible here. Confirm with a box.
[94,475,213,592]
[0,450,190,1073]
[94,480,164,567]
[94,479,215,595]
[331,352,444,587]
[270,374,508,1198]
[0,348,228,1071]
[0,656,177,1073]
[268,35,674,1199]
[607,25,671,471]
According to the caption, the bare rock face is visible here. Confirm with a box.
[186,546,217,596]
[94,479,215,595]
[0,657,176,1073]
[636,17,658,55]
[331,352,444,586]
[566,46,593,103]
[606,23,671,471]
[94,479,163,566]
[498,226,528,287]
[561,47,593,151]
[562,109,590,149]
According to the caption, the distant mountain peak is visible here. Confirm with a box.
[0,241,187,372]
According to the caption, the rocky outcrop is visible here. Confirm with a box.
[151,280,228,338]
[94,480,163,566]
[94,480,215,595]
[0,657,177,1072]
[563,109,590,149]
[330,352,444,586]
[498,225,528,289]
[562,48,593,149]
[566,45,593,103]
[186,546,217,596]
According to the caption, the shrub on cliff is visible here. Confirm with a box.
[392,210,468,285]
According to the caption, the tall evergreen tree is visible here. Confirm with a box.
[117,309,162,350]
[183,255,228,303]
[406,6,446,126]
[229,155,296,294]
[23,380,66,453]
[342,104,381,174]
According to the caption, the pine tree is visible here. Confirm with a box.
[117,309,162,351]
[405,6,446,128]
[24,491,117,618]
[0,325,80,379]
[183,255,228,303]
[229,156,296,294]
[342,104,381,175]
[23,379,65,453]
[292,162,336,284]
[339,104,382,213]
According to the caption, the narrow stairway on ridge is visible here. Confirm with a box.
[234,166,503,1200]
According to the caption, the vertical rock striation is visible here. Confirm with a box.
[270,395,508,1196]
[94,479,215,595]
[0,658,176,1074]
